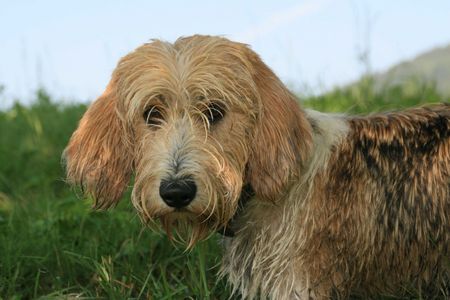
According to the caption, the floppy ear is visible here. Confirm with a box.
[245,49,312,201]
[63,81,133,209]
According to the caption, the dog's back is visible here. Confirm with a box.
[324,103,449,296]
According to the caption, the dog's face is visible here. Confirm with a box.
[64,35,311,244]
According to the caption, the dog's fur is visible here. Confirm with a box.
[64,35,449,299]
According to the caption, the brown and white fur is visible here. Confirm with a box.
[63,35,449,299]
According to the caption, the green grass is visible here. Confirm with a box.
[0,82,448,299]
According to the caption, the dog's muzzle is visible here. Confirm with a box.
[159,178,197,208]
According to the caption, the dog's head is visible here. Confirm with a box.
[63,35,312,244]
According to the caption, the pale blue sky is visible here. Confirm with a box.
[1,0,450,107]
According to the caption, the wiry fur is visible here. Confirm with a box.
[64,35,449,299]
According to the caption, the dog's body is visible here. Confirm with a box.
[224,107,450,299]
[64,35,449,299]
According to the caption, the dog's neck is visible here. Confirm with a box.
[219,110,350,298]
[217,183,255,237]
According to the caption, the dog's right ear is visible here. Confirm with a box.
[63,81,133,209]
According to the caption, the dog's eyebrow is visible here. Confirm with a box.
[155,94,166,102]
[142,93,168,109]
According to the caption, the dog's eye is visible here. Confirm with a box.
[204,102,225,125]
[143,106,163,126]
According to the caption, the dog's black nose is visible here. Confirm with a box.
[159,178,197,208]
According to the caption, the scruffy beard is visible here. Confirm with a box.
[152,196,239,248]
[133,178,242,248]
[158,212,217,248]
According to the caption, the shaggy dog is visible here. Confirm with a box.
[64,35,449,299]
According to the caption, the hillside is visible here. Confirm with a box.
[373,44,450,96]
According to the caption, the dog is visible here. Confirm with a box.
[63,35,449,299]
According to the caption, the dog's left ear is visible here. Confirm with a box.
[244,48,312,201]
[63,81,133,209]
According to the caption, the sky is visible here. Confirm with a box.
[1,0,450,107]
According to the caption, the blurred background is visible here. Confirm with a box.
[0,1,449,298]
[2,0,450,106]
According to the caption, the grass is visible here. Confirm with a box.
[0,81,448,299]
